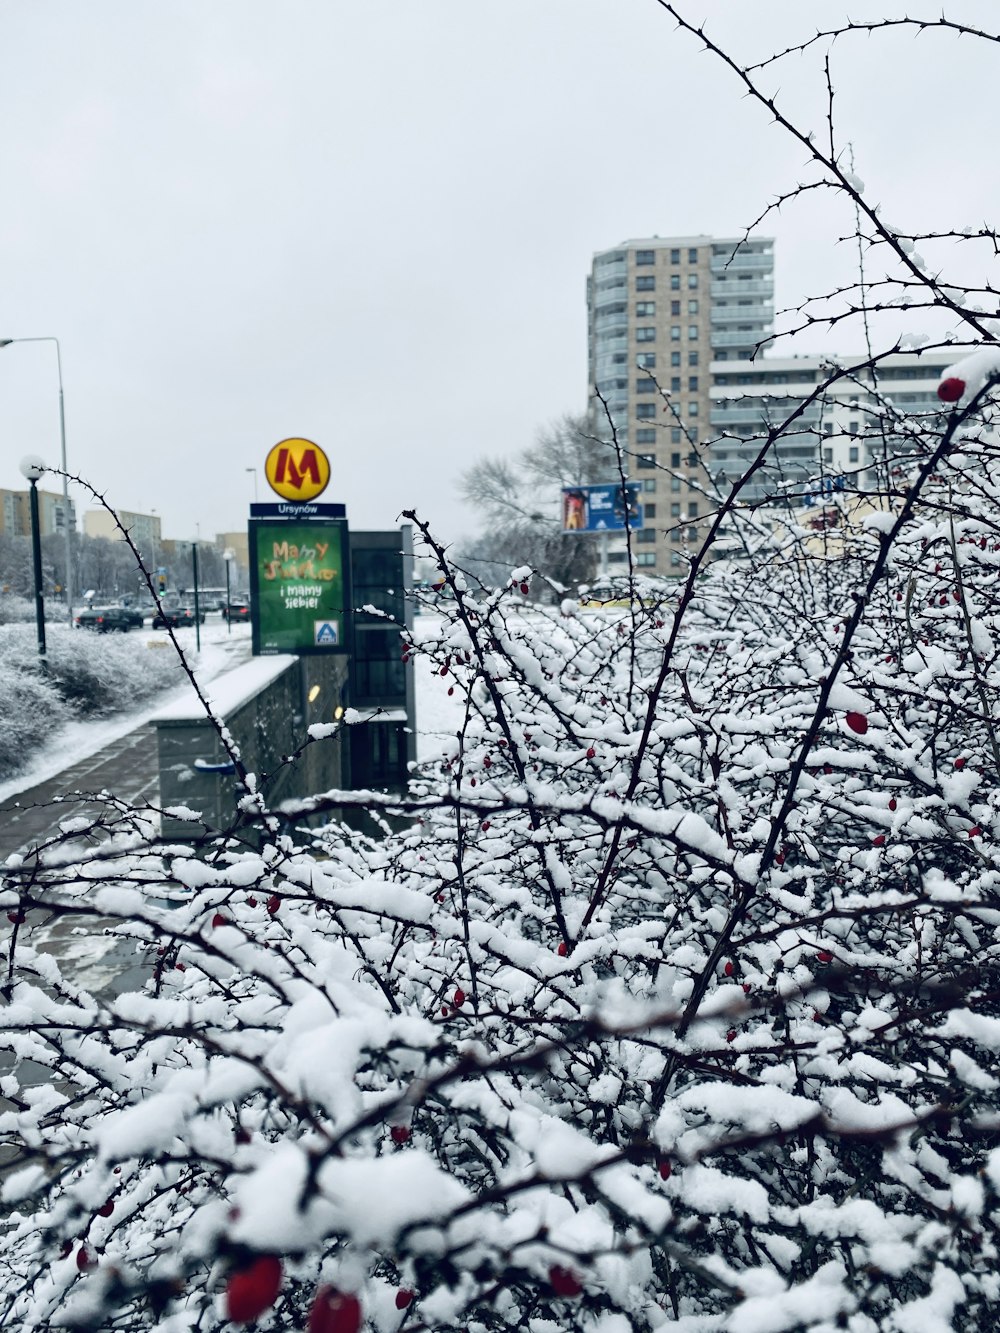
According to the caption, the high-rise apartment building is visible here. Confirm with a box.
[587,235,774,573]
[0,486,75,539]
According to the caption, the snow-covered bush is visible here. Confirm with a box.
[0,626,183,779]
[3,12,1000,1332]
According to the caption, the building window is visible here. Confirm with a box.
[671,325,681,341]
[689,350,699,366]
[823,448,833,463]
[643,479,656,492]
[670,248,680,264]
[688,299,699,315]
[671,351,681,367]
[637,527,656,543]
[688,324,698,340]
[636,326,656,342]
[637,553,657,567]
[671,549,682,566]
[688,501,699,518]
[688,273,698,289]
[688,247,698,263]
[636,301,656,316]
[688,527,699,541]
[636,378,657,393]
[687,453,698,467]
[717,350,728,360]
[670,502,681,517]
[636,275,655,291]
[636,403,656,419]
[671,376,681,392]
[671,429,683,444]
[688,402,698,417]
[671,300,681,316]
[635,249,655,265]
[688,375,699,392]
[636,428,656,444]
[671,476,682,492]
[823,422,834,435]
[636,352,656,368]
[644,503,656,518]
[849,421,859,434]
[670,274,681,290]
[637,453,656,468]
[849,446,859,463]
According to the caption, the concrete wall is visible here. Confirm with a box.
[154,654,349,843]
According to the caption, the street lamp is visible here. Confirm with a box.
[245,467,258,502]
[0,337,73,627]
[223,546,236,635]
[19,455,47,661]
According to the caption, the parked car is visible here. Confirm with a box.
[222,600,251,623]
[152,604,205,629]
[117,604,145,628]
[75,606,133,633]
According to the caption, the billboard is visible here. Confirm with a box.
[249,519,350,655]
[561,483,644,533]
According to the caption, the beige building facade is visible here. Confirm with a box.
[0,486,75,539]
[587,235,774,575]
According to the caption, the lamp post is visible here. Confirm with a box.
[245,467,258,502]
[19,455,47,661]
[0,337,73,627]
[223,547,235,635]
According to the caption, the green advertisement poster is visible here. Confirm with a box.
[250,520,350,655]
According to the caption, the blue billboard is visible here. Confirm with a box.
[562,483,644,533]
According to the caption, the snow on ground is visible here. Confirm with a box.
[0,622,252,805]
[410,612,465,764]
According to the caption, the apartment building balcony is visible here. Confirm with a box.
[710,279,774,299]
[595,311,629,335]
[711,402,822,427]
[710,327,772,348]
[710,251,773,275]
[710,303,774,324]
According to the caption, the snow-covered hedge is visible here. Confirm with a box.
[0,625,183,780]
[1,369,1000,1331]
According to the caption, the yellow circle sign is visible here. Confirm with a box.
[264,438,331,502]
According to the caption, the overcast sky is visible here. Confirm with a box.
[1,2,997,546]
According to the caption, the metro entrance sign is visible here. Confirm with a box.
[264,437,331,502]
[250,440,350,656]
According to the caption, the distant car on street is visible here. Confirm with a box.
[117,604,145,628]
[152,604,206,629]
[222,600,251,623]
[75,606,133,634]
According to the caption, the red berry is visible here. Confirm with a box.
[586,746,596,759]
[481,820,490,831]
[235,1126,252,1144]
[246,896,258,907]
[174,962,186,971]
[6,910,24,924]
[816,950,834,964]
[845,711,868,735]
[969,826,982,838]
[97,1198,114,1217]
[390,1125,410,1145]
[938,376,966,403]
[955,757,966,769]
[76,1245,90,1271]
[483,755,492,768]
[211,912,228,928]
[872,834,886,846]
[657,1158,672,1180]
[723,961,734,977]
[226,1255,283,1323]
[308,1286,362,1333]
[557,942,568,957]
[549,1265,583,1297]
[726,1029,737,1043]
[742,982,752,994]
[520,582,530,595]
[888,798,897,811]
[395,1289,415,1310]
[266,895,281,916]
[453,987,466,1007]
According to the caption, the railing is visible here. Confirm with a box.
[710,279,774,298]
[710,251,773,275]
[710,303,774,324]
[710,328,774,348]
[595,312,629,334]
